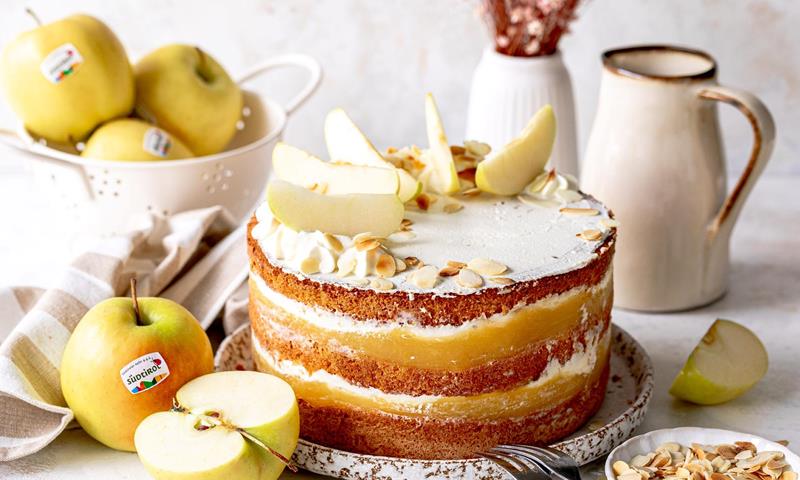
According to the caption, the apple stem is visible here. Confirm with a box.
[24,7,42,26]
[130,278,142,326]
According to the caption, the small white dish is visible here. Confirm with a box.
[605,427,800,480]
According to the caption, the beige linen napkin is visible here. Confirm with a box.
[0,206,238,461]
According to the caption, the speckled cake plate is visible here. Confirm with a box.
[215,323,653,480]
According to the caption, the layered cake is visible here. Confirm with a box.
[247,99,617,459]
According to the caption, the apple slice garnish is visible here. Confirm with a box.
[669,319,768,405]
[266,180,403,237]
[135,371,299,480]
[324,108,422,202]
[423,93,460,195]
[475,104,556,195]
[272,142,399,195]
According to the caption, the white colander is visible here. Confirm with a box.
[0,54,321,235]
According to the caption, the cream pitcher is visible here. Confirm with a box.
[581,45,775,311]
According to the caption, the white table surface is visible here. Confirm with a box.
[0,167,798,479]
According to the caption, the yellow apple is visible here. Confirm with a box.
[134,44,242,156]
[669,319,768,405]
[272,142,399,195]
[0,13,134,143]
[475,104,556,195]
[135,371,299,480]
[266,179,404,237]
[60,283,214,452]
[81,118,194,161]
[324,108,422,201]
[423,93,460,194]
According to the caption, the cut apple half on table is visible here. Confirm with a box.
[669,319,768,405]
[135,371,299,480]
[267,180,404,237]
[423,93,460,195]
[273,142,399,195]
[476,104,556,196]
[324,108,422,202]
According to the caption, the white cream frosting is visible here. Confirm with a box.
[250,268,611,333]
[251,188,614,295]
[521,169,583,207]
[253,324,609,406]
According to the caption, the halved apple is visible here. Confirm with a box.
[266,180,404,237]
[669,319,768,405]
[423,93,460,194]
[324,108,422,202]
[475,104,556,195]
[134,371,299,480]
[272,142,399,195]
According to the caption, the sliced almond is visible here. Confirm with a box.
[408,265,438,289]
[456,268,483,288]
[376,253,397,278]
[355,239,381,252]
[614,462,633,476]
[460,187,481,197]
[600,218,620,229]
[415,193,431,211]
[444,203,463,213]
[578,229,603,241]
[450,145,466,155]
[631,456,652,468]
[490,277,514,285]
[780,472,798,480]
[389,230,417,242]
[401,218,414,228]
[560,207,600,216]
[735,443,758,454]
[370,278,394,291]
[619,472,643,480]
[438,266,460,277]
[395,257,407,272]
[447,260,466,269]
[404,256,421,268]
[322,233,344,253]
[467,258,507,276]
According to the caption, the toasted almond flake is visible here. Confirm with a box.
[464,140,491,157]
[427,194,439,205]
[408,265,438,289]
[600,218,620,229]
[718,446,737,460]
[560,207,600,216]
[735,443,758,454]
[450,145,466,155]
[615,462,633,476]
[376,253,396,278]
[456,268,483,288]
[631,456,652,468]
[460,187,481,197]
[444,203,464,213]
[355,239,381,252]
[388,230,417,242]
[677,468,691,478]
[781,472,798,480]
[619,472,643,480]
[736,451,754,461]
[299,257,320,275]
[438,266,460,277]
[395,257,407,272]
[322,233,344,253]
[369,278,393,290]
[447,260,466,269]
[353,232,380,244]
[467,257,507,276]
[415,194,431,211]
[710,474,728,480]
[578,229,603,241]
[404,256,421,268]
[401,218,413,228]
[774,441,789,447]
[490,277,514,285]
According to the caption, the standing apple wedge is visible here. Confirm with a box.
[0,13,134,143]
[423,93,460,195]
[81,119,194,161]
[272,142,399,195]
[324,108,422,201]
[475,104,556,195]
[266,180,403,237]
[669,319,768,405]
[134,44,242,156]
[135,371,299,480]
[61,281,213,451]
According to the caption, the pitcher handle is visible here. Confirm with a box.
[697,85,775,242]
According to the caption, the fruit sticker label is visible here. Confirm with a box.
[119,352,170,395]
[40,43,83,84]
[142,128,172,157]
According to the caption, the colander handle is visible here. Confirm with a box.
[0,127,29,152]
[237,54,322,115]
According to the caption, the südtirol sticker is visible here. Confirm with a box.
[119,352,170,395]
[142,128,172,157]
[40,43,83,84]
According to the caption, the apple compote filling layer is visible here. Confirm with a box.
[253,327,609,421]
[249,270,611,371]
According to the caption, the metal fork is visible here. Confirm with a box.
[490,445,582,480]
[478,448,553,480]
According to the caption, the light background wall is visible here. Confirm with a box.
[0,0,797,176]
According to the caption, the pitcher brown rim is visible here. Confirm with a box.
[602,45,717,81]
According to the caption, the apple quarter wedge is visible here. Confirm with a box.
[324,108,422,202]
[266,180,404,237]
[423,93,460,195]
[475,104,556,196]
[272,142,399,196]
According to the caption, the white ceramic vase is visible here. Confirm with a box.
[465,46,579,175]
